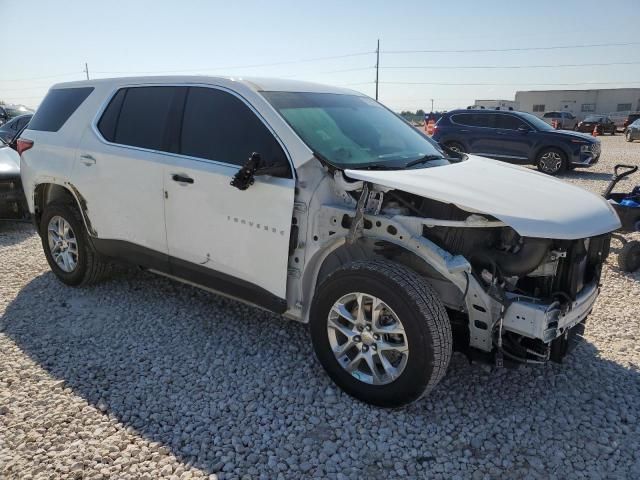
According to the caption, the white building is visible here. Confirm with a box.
[515,88,640,121]
[472,99,519,110]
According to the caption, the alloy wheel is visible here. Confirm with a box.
[47,215,79,273]
[327,292,409,385]
[539,151,563,174]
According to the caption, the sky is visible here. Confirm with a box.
[1,0,639,112]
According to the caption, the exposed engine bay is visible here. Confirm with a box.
[369,189,612,365]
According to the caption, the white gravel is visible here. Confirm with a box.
[1,135,639,479]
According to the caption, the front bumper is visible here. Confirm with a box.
[502,279,599,343]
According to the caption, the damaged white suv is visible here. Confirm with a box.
[19,77,621,407]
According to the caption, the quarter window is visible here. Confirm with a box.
[180,87,288,170]
[532,104,545,112]
[28,87,94,132]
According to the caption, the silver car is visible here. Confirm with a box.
[542,111,578,130]
[625,118,640,142]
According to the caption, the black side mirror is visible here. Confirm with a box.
[230,152,290,191]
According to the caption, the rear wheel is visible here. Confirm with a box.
[310,260,452,407]
[536,148,567,175]
[40,202,111,286]
[625,130,633,142]
[444,141,465,154]
[619,241,640,272]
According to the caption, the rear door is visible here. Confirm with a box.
[74,86,179,264]
[163,86,295,307]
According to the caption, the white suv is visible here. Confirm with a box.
[19,77,620,406]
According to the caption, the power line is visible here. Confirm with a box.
[383,41,640,54]
[0,72,81,83]
[92,50,374,76]
[382,60,640,70]
[381,81,640,86]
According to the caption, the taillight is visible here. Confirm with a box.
[16,138,34,156]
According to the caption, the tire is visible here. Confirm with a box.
[626,131,633,142]
[536,148,567,175]
[40,202,111,286]
[444,141,465,154]
[618,241,640,272]
[310,260,453,407]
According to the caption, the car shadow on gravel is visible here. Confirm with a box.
[0,220,36,247]
[2,270,640,479]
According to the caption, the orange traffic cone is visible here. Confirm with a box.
[592,125,599,137]
[552,119,558,129]
[426,119,435,136]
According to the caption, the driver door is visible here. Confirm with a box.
[164,86,295,308]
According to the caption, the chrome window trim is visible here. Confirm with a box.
[90,82,296,178]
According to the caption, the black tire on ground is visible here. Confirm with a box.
[618,241,640,272]
[444,141,465,154]
[310,260,453,407]
[40,202,111,286]
[626,131,633,142]
[610,129,615,135]
[536,147,567,175]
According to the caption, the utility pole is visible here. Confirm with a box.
[375,39,380,101]
[84,62,90,80]
[430,98,434,112]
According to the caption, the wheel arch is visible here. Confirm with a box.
[299,235,466,323]
[33,182,96,237]
[532,143,570,166]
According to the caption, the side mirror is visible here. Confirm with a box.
[230,152,289,191]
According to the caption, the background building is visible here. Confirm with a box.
[472,99,519,110]
[515,88,640,121]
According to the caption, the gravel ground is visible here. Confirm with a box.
[1,135,639,480]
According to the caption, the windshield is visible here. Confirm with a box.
[584,115,603,122]
[518,112,554,131]
[262,91,450,169]
[5,107,31,118]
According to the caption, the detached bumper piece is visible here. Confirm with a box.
[0,177,29,220]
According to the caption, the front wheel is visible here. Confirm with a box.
[536,148,567,175]
[40,202,111,286]
[310,260,453,407]
[625,131,633,142]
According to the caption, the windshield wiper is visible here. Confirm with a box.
[404,154,446,168]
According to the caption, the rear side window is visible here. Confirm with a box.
[180,87,288,169]
[495,114,526,130]
[109,87,176,150]
[451,113,494,128]
[28,87,94,132]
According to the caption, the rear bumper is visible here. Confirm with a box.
[503,279,599,343]
[0,175,29,219]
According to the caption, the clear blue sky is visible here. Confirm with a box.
[2,0,639,111]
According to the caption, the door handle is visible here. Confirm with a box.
[172,173,194,184]
[80,154,96,166]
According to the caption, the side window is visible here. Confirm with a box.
[180,87,289,171]
[451,113,490,128]
[495,114,525,130]
[111,87,176,151]
[28,87,94,132]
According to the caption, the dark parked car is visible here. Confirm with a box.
[0,136,28,219]
[0,104,33,126]
[432,109,600,175]
[623,113,640,133]
[625,119,640,142]
[576,115,616,135]
[0,114,32,144]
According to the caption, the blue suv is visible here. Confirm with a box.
[432,109,601,175]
